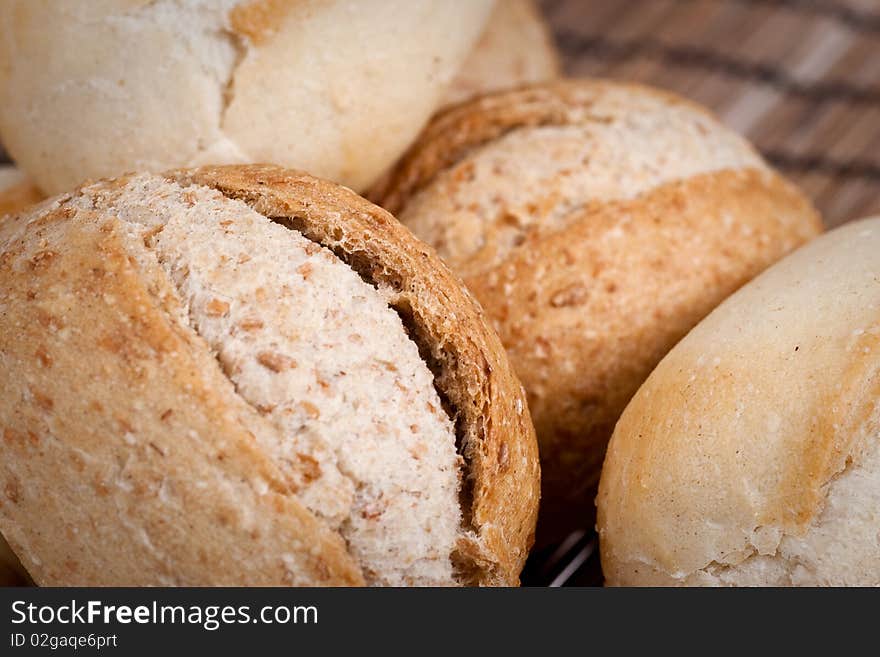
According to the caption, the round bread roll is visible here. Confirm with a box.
[598,218,880,586]
[0,164,539,586]
[0,166,42,217]
[0,0,494,196]
[371,80,823,542]
[441,0,560,108]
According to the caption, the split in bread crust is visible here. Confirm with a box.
[0,165,540,586]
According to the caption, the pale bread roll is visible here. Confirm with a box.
[371,80,823,543]
[0,165,539,586]
[442,0,560,108]
[598,217,880,586]
[0,0,494,195]
[0,166,42,217]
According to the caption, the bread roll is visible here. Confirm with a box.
[441,0,560,108]
[0,166,42,217]
[598,217,880,586]
[0,164,539,586]
[0,0,494,195]
[371,80,823,542]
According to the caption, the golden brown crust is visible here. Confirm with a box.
[170,165,541,585]
[0,164,539,586]
[369,79,715,212]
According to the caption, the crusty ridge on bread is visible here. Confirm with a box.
[0,165,540,586]
[371,80,763,215]
[598,217,880,586]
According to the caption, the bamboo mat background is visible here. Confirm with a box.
[542,0,880,228]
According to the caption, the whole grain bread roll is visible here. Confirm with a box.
[0,164,539,586]
[441,0,560,109]
[0,0,494,196]
[598,217,880,586]
[0,166,42,217]
[371,80,823,542]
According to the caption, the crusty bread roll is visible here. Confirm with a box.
[371,80,823,542]
[0,166,42,217]
[441,0,560,108]
[0,164,539,586]
[598,218,880,586]
[0,0,494,196]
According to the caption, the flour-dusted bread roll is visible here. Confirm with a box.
[441,0,560,108]
[0,166,42,217]
[0,0,494,196]
[372,80,823,542]
[599,218,880,586]
[0,165,539,586]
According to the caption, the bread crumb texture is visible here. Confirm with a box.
[598,218,880,586]
[0,172,462,586]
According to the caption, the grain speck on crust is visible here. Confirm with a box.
[256,351,297,373]
[205,298,230,317]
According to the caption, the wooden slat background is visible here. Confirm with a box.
[542,0,880,228]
